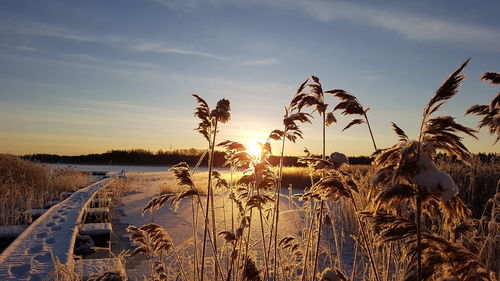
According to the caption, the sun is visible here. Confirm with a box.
[246,142,262,160]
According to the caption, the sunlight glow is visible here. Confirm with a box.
[246,142,262,160]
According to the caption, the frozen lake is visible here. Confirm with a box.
[50,163,173,173]
[49,163,214,173]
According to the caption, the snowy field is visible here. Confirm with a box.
[112,171,355,280]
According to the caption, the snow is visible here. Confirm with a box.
[45,200,61,208]
[413,150,458,201]
[74,258,125,279]
[0,225,28,239]
[0,168,361,279]
[413,170,458,201]
[0,178,115,280]
[113,171,352,280]
[79,223,112,236]
[24,209,48,218]
[417,149,439,172]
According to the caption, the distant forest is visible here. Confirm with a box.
[23,148,374,167]
[23,149,498,168]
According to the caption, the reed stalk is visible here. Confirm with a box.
[200,120,219,281]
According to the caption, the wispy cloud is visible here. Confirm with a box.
[15,23,97,42]
[150,0,205,11]
[16,45,38,51]
[243,57,283,65]
[65,98,174,113]
[134,43,231,60]
[294,0,500,49]
[135,42,285,65]
[157,0,500,51]
[3,20,284,65]
[3,21,125,44]
[0,52,157,79]
[62,53,159,69]
[3,20,231,60]
[0,52,291,104]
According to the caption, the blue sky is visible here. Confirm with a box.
[0,0,499,156]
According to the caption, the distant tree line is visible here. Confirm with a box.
[23,148,375,167]
[24,149,224,167]
[23,149,497,168]
[435,152,499,165]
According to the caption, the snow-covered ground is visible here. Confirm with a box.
[0,170,356,280]
[112,171,354,280]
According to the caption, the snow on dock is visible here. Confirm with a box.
[79,223,112,236]
[74,258,125,280]
[0,178,115,280]
[44,200,61,209]
[23,208,48,219]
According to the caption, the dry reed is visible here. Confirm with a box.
[0,154,90,226]
[123,60,499,281]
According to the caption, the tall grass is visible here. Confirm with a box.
[126,61,499,281]
[192,94,231,281]
[267,104,311,278]
[0,154,91,226]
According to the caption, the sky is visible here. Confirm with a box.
[0,0,499,156]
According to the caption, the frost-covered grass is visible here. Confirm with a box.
[0,154,91,226]
[123,160,498,281]
[123,64,499,281]
[439,156,500,217]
